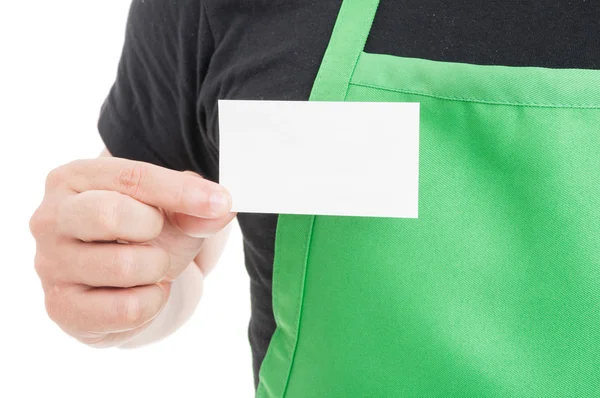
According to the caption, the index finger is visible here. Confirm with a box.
[62,158,231,218]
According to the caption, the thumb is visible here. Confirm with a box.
[153,211,235,281]
[172,171,235,238]
[151,171,235,280]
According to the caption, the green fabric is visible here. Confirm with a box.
[257,0,600,396]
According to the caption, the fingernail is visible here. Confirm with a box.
[210,191,231,215]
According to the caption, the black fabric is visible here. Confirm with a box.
[98,0,600,388]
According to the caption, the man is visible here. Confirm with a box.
[30,0,600,396]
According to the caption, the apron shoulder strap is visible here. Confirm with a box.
[309,0,381,101]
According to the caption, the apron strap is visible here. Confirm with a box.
[309,0,381,101]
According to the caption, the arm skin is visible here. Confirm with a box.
[97,148,233,348]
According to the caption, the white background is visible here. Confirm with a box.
[0,1,254,397]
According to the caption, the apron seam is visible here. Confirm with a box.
[310,1,379,100]
[260,0,380,393]
[280,215,317,397]
[349,82,600,109]
[341,18,377,101]
[342,52,363,101]
[309,1,352,100]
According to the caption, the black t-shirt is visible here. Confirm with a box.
[98,0,600,387]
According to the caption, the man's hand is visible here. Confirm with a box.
[29,156,235,347]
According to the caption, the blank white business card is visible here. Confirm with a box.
[218,100,419,218]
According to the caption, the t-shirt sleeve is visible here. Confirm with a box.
[98,0,215,177]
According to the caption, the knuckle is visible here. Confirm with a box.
[45,165,69,190]
[149,248,171,281]
[157,249,171,279]
[33,252,54,279]
[114,163,148,197]
[147,209,165,238]
[175,180,188,209]
[96,197,121,235]
[28,209,43,237]
[29,205,56,237]
[115,292,143,326]
[110,246,137,284]
[44,285,66,324]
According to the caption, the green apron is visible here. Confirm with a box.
[257,0,600,396]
